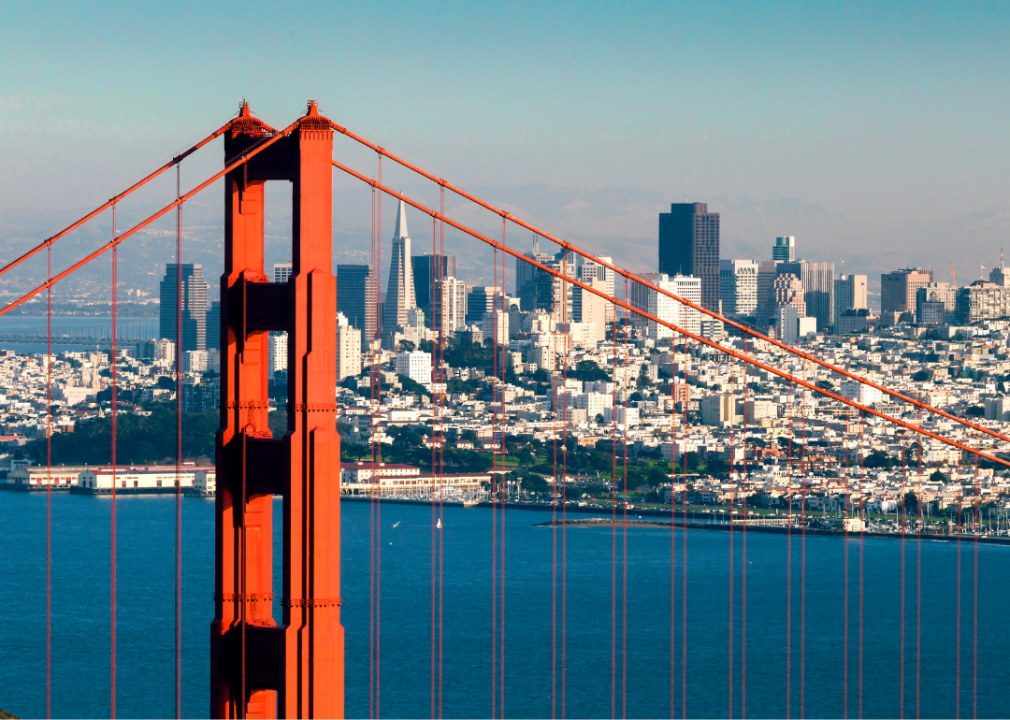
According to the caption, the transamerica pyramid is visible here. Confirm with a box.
[382,199,417,342]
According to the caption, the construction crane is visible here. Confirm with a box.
[951,261,957,288]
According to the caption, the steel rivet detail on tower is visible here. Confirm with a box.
[211,100,343,719]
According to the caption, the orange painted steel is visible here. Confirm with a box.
[0,118,301,320]
[212,102,343,719]
[0,119,235,280]
[328,121,1010,446]
[332,159,1010,470]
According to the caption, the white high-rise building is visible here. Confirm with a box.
[482,310,510,345]
[719,259,759,316]
[336,313,362,382]
[572,278,609,342]
[395,350,432,386]
[439,276,468,335]
[630,273,702,340]
[273,262,293,284]
[382,200,417,341]
[269,332,288,377]
[578,255,616,320]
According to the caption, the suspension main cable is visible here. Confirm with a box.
[330,163,1010,469]
[0,120,235,280]
[2,118,302,319]
[326,125,1010,445]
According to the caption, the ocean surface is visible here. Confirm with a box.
[1,492,1008,718]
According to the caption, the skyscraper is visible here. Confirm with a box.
[438,276,468,335]
[273,262,293,284]
[658,203,720,312]
[773,237,796,262]
[382,200,417,338]
[412,254,456,320]
[719,259,759,316]
[778,260,835,330]
[630,273,702,339]
[834,274,868,327]
[515,237,555,312]
[577,255,616,321]
[159,263,209,354]
[206,301,221,353]
[336,264,377,341]
[881,268,933,320]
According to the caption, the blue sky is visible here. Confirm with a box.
[2,1,1009,291]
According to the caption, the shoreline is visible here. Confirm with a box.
[535,517,1010,545]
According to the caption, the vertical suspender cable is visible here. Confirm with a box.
[972,433,979,720]
[611,316,618,720]
[376,156,383,720]
[731,357,739,714]
[438,187,445,720]
[369,186,377,720]
[859,410,865,719]
[552,312,557,720]
[786,380,793,719]
[562,256,571,719]
[500,217,507,720]
[670,336,676,719]
[681,334,688,720]
[900,436,907,718]
[800,375,808,720]
[621,277,628,720]
[46,243,52,720]
[742,337,749,718]
[431,217,437,720]
[491,246,498,718]
[916,409,922,720]
[175,163,183,720]
[843,406,850,719]
[956,448,962,720]
[110,204,118,720]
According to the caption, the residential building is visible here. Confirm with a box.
[482,310,510,346]
[572,278,609,342]
[395,350,432,385]
[776,305,799,345]
[915,283,958,324]
[269,331,287,377]
[701,394,735,427]
[578,255,615,321]
[956,281,1010,324]
[336,313,362,381]
[438,276,468,335]
[658,202,720,311]
[840,380,883,406]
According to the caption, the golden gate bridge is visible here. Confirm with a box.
[2,100,1006,719]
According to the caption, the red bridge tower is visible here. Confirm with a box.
[211,101,343,719]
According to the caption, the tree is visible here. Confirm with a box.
[569,360,609,382]
[911,369,931,382]
[929,469,947,483]
[397,340,416,353]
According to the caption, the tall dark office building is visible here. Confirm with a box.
[411,254,456,317]
[206,301,221,354]
[159,263,209,354]
[336,264,377,340]
[658,203,720,311]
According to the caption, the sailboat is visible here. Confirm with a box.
[437,517,442,529]
[392,521,401,528]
